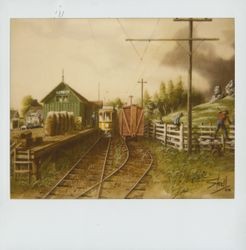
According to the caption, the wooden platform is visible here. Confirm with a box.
[12,128,99,180]
[30,128,99,159]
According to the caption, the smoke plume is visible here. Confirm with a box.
[162,28,234,94]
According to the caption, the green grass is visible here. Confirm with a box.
[141,137,234,198]
[162,96,234,126]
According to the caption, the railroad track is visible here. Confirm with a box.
[43,136,153,199]
[43,136,112,198]
[77,139,153,199]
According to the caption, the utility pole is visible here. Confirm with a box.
[129,95,133,105]
[98,82,100,101]
[127,18,219,154]
[137,78,147,108]
[62,69,64,82]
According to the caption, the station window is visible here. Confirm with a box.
[56,95,68,102]
[63,96,68,102]
[56,96,62,102]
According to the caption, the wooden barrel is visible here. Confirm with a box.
[44,112,56,136]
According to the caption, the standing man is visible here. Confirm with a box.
[214,110,231,139]
[173,112,184,128]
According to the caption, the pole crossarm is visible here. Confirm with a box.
[174,18,213,22]
[126,38,219,42]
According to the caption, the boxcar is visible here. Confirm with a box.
[119,105,144,137]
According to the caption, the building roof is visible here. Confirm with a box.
[41,81,89,104]
[26,105,43,114]
[30,99,42,107]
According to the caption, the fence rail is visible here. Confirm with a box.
[144,121,234,152]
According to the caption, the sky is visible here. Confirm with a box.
[11,18,234,110]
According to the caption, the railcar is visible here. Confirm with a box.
[119,104,144,138]
[98,106,116,136]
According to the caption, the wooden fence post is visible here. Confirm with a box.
[164,123,167,146]
[153,122,156,139]
[179,123,184,151]
[147,121,150,138]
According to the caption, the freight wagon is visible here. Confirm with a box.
[119,105,144,137]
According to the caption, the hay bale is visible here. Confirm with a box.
[59,111,66,134]
[44,112,56,136]
[58,112,63,134]
[54,112,61,135]
[68,112,75,131]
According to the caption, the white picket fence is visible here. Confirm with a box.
[144,121,234,152]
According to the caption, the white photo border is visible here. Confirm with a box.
[0,0,246,249]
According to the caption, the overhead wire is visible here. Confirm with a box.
[146,19,188,85]
[87,19,103,81]
[117,18,143,61]
[126,19,161,100]
[135,18,161,82]
[88,19,113,101]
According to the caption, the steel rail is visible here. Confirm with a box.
[76,137,129,198]
[96,137,112,198]
[42,135,103,199]
[124,150,153,199]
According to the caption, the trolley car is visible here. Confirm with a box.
[98,106,116,136]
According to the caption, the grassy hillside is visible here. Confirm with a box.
[162,96,234,126]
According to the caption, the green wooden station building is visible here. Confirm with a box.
[41,77,101,129]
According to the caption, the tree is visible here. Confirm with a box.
[108,98,124,109]
[167,80,175,113]
[143,90,155,119]
[143,89,151,107]
[153,92,162,120]
[173,78,185,111]
[152,82,171,119]
[21,95,34,117]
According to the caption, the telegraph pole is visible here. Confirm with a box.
[138,78,147,107]
[62,69,64,82]
[127,18,219,154]
[129,95,133,105]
